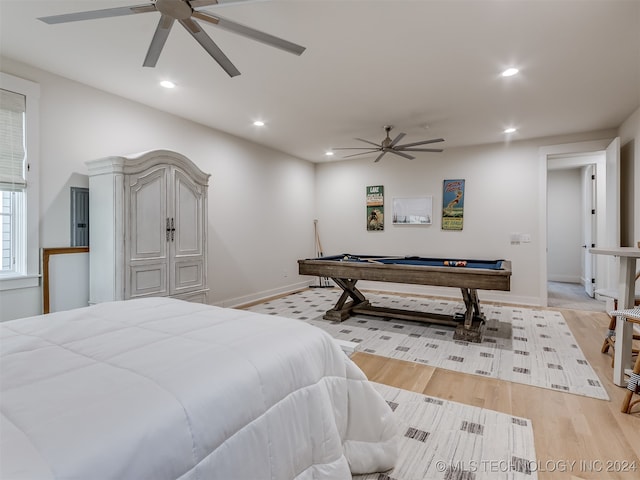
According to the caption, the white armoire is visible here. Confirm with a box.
[86,150,210,304]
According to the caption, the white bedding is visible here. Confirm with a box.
[1,298,398,480]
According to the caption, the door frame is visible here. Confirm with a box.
[583,163,597,297]
[547,156,603,296]
[538,138,615,306]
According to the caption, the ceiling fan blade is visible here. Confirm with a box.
[389,150,415,160]
[190,0,221,7]
[389,132,406,147]
[211,0,270,4]
[179,18,241,77]
[192,11,306,55]
[343,151,379,158]
[395,138,445,148]
[354,138,381,148]
[143,15,175,67]
[398,148,444,153]
[38,4,156,24]
[374,152,387,163]
[332,147,380,150]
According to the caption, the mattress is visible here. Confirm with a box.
[1,297,398,479]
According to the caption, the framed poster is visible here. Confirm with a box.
[442,179,465,230]
[366,185,384,230]
[392,196,432,225]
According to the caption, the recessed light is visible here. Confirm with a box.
[253,120,265,127]
[501,68,519,77]
[504,127,517,134]
[160,80,175,89]
[325,151,334,156]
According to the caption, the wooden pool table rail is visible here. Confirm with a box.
[298,258,511,291]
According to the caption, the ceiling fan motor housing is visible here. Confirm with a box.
[382,125,393,148]
[155,0,192,20]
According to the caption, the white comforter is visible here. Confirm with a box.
[1,298,397,480]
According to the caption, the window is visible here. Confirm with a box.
[1,87,26,274]
[2,191,24,272]
[0,72,39,290]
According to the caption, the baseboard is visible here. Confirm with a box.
[547,274,582,283]
[217,280,313,309]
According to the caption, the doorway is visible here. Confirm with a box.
[538,138,619,307]
[547,157,604,309]
[547,280,605,311]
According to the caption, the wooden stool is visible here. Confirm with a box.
[610,308,640,414]
[599,272,640,366]
[601,308,640,367]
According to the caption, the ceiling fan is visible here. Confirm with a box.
[38,0,306,78]
[333,126,444,162]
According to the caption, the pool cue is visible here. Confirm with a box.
[314,220,330,286]
[311,219,332,288]
[314,219,321,254]
[365,256,401,263]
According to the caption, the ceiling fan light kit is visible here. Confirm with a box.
[38,0,306,78]
[333,125,444,163]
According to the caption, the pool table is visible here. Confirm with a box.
[298,254,512,342]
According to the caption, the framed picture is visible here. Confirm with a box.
[392,196,432,225]
[366,185,384,231]
[442,179,465,230]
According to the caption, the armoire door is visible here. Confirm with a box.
[127,166,169,298]
[170,167,205,295]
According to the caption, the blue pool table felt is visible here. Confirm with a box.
[319,254,505,270]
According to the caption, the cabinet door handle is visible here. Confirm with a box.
[166,218,176,242]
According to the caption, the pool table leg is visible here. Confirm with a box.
[454,288,485,343]
[323,278,370,321]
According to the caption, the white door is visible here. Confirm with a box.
[583,164,596,297]
[603,137,621,291]
[170,167,206,296]
[127,165,170,298]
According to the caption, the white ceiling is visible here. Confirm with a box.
[1,0,639,163]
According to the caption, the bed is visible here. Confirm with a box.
[1,297,398,479]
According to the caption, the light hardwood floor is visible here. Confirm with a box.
[352,306,640,480]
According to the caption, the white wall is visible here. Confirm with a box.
[547,168,582,283]
[315,132,619,305]
[618,106,640,245]
[0,58,315,320]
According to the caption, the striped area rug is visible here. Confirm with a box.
[356,383,538,480]
[246,289,609,400]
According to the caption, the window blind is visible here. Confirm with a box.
[0,88,27,190]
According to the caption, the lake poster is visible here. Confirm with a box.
[442,179,465,230]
